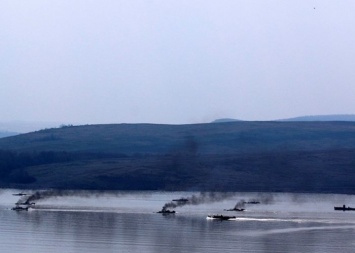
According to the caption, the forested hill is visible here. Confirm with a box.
[1,121,355,154]
[1,121,355,193]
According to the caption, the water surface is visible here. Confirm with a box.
[1,190,355,253]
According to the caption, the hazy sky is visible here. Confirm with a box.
[1,0,355,125]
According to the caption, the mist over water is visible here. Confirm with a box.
[162,192,235,211]
[18,190,114,204]
[15,189,154,205]
[10,190,351,214]
[230,193,275,209]
[160,192,277,212]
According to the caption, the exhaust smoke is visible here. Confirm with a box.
[161,192,236,211]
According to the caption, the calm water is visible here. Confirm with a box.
[1,190,355,253]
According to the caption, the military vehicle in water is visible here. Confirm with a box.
[207,215,236,220]
[243,201,260,204]
[11,206,29,211]
[157,209,176,214]
[334,205,355,211]
[224,208,245,212]
[12,192,28,196]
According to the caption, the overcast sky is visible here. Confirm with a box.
[1,0,355,125]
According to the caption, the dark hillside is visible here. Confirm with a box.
[1,122,355,154]
[1,122,355,193]
[2,149,355,193]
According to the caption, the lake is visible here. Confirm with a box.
[1,190,355,253]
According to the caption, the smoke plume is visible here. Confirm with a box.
[257,193,274,204]
[234,199,245,209]
[16,189,130,204]
[162,192,235,211]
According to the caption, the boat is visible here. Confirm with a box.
[11,206,29,211]
[243,201,260,204]
[334,205,355,211]
[207,215,236,220]
[16,202,35,206]
[224,208,245,212]
[12,192,28,196]
[157,209,176,214]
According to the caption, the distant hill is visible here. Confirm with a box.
[1,122,355,154]
[1,122,355,193]
[213,114,355,122]
[0,131,18,138]
[0,121,65,133]
[281,114,355,122]
[211,118,242,123]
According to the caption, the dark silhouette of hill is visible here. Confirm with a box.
[2,121,355,154]
[1,122,355,193]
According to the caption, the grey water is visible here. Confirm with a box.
[1,190,355,253]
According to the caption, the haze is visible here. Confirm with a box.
[1,0,355,125]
